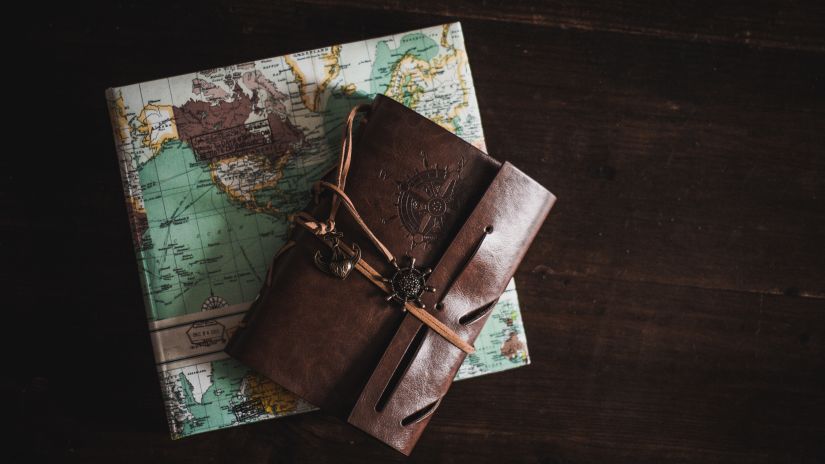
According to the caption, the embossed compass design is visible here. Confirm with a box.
[391,152,465,250]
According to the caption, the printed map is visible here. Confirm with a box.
[106,22,530,439]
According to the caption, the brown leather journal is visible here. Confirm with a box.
[226,94,555,454]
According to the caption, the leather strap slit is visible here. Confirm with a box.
[437,225,494,311]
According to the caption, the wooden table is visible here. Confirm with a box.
[8,1,824,462]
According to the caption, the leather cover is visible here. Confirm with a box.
[226,94,555,454]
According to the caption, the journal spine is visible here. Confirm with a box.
[105,88,178,436]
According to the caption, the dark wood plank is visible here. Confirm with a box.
[6,1,824,463]
[303,0,825,51]
[465,21,825,297]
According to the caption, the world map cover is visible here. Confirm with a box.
[105,22,531,439]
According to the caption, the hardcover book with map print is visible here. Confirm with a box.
[106,22,530,439]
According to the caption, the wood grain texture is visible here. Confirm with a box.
[5,1,824,463]
[305,0,825,51]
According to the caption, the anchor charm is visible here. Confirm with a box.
[314,230,361,279]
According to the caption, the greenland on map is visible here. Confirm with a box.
[106,22,531,439]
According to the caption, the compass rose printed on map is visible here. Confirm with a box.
[107,23,529,439]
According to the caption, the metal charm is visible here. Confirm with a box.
[382,256,436,308]
[314,230,361,279]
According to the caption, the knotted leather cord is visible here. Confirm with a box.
[288,104,474,354]
[315,180,396,264]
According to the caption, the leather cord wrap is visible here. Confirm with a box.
[288,104,475,354]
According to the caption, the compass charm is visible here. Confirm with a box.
[383,256,436,308]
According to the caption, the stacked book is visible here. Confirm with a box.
[106,22,533,441]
